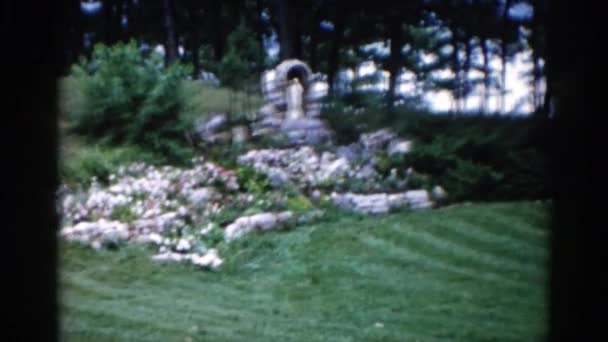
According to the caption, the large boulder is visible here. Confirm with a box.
[258,103,276,118]
[331,190,433,214]
[231,125,250,144]
[360,129,396,151]
[204,131,232,144]
[387,139,413,156]
[60,219,130,248]
[195,113,227,138]
[280,117,324,131]
[224,211,293,241]
[404,190,433,209]
[186,188,215,207]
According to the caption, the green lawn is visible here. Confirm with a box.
[59,201,549,341]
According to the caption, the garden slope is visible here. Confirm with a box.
[60,201,549,341]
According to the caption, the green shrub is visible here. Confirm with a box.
[396,115,550,202]
[204,144,243,170]
[204,225,226,247]
[109,204,136,223]
[321,93,427,144]
[441,159,504,202]
[235,165,271,194]
[180,81,263,123]
[60,142,163,185]
[285,194,313,215]
[327,108,551,202]
[68,41,193,164]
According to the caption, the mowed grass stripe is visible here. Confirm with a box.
[406,216,547,273]
[60,202,548,341]
[340,250,546,310]
[489,201,551,224]
[63,250,545,341]
[63,288,419,342]
[64,273,380,337]
[332,261,545,329]
[458,203,549,238]
[62,245,543,341]
[430,204,549,246]
[62,276,283,326]
[371,221,545,286]
[359,233,535,291]
[415,214,548,267]
[61,303,185,341]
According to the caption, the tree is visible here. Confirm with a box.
[216,18,264,88]
[63,0,85,73]
[162,0,179,65]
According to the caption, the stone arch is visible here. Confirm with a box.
[274,59,312,90]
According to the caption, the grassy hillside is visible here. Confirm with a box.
[180,80,263,122]
[59,201,550,341]
[58,77,263,123]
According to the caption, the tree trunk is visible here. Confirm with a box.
[278,0,295,59]
[293,18,302,59]
[211,2,224,61]
[500,39,507,113]
[255,0,266,57]
[387,15,404,111]
[481,38,491,113]
[124,0,142,41]
[119,0,129,42]
[126,0,138,39]
[546,1,601,340]
[64,0,83,72]
[533,52,542,112]
[500,0,512,113]
[184,7,200,79]
[327,5,345,95]
[451,31,462,114]
[309,7,321,71]
[190,33,200,79]
[162,0,179,65]
[463,36,473,112]
[103,0,121,45]
[531,0,546,114]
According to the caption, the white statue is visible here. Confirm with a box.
[285,78,304,119]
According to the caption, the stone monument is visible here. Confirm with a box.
[253,59,333,145]
[285,78,304,120]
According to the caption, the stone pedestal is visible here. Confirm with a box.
[254,59,334,146]
[231,126,250,144]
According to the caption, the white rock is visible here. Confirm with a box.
[200,223,214,236]
[133,233,163,245]
[190,249,223,270]
[187,188,214,205]
[258,103,276,117]
[387,140,412,156]
[432,185,448,201]
[360,129,396,150]
[177,206,188,217]
[404,190,433,209]
[332,192,417,214]
[276,211,294,223]
[251,213,278,231]
[225,211,293,241]
[319,158,350,182]
[91,240,102,250]
[175,239,192,252]
[151,252,185,262]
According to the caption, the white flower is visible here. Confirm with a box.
[176,239,191,252]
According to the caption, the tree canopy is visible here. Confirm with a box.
[64,0,547,114]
